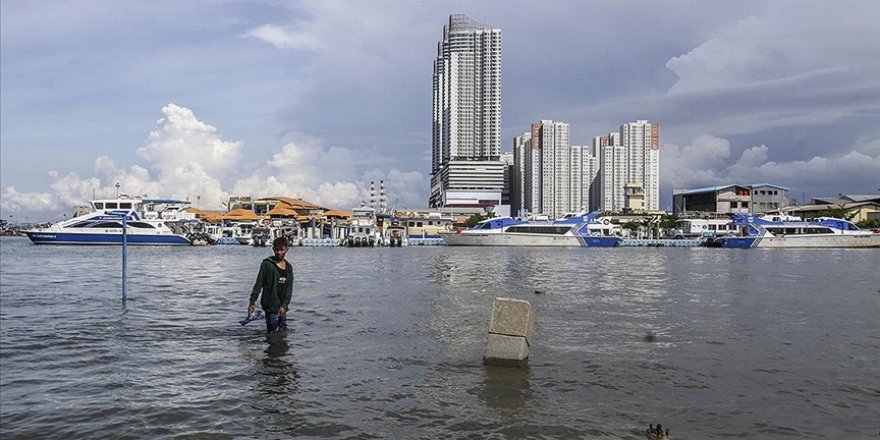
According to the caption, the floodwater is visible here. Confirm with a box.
[1,237,878,439]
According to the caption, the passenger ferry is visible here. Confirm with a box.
[24,197,193,245]
[439,211,622,247]
[713,213,880,248]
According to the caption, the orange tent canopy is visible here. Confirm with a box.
[324,209,351,218]
[265,206,298,217]
[221,209,259,221]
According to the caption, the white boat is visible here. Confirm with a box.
[439,212,622,247]
[233,222,257,245]
[24,197,192,245]
[346,206,377,247]
[713,213,880,248]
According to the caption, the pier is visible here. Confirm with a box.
[619,238,703,247]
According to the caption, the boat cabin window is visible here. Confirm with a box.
[105,202,118,209]
[94,202,104,209]
[416,222,423,227]
[119,202,132,209]
[127,221,155,229]
[70,221,93,228]
[506,225,571,235]
[91,222,122,228]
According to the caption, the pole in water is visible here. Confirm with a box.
[122,214,127,302]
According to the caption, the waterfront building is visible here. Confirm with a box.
[430,14,503,208]
[672,183,789,216]
[783,200,880,222]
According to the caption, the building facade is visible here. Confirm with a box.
[672,183,789,216]
[593,133,626,212]
[430,14,503,208]
[511,132,531,217]
[620,120,660,211]
[536,120,572,218]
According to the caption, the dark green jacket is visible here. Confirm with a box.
[249,257,294,313]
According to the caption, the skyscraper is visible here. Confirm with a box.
[430,14,503,208]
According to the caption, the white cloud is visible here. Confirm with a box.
[2,103,427,215]
[0,187,55,213]
[666,4,880,94]
[662,135,880,200]
[137,103,242,176]
[245,24,324,51]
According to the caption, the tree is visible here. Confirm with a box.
[814,204,857,221]
[621,220,642,238]
[856,218,880,230]
[464,213,488,228]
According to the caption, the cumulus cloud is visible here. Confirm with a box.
[232,137,428,209]
[0,103,429,216]
[0,187,56,213]
[137,103,242,176]
[662,134,880,202]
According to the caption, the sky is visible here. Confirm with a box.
[1,0,878,221]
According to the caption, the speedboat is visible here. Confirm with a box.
[24,197,192,245]
[713,213,880,248]
[439,211,622,247]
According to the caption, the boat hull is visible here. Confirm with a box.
[439,231,621,247]
[719,234,880,249]
[25,231,191,245]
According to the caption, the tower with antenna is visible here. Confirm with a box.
[369,181,376,212]
[380,180,387,214]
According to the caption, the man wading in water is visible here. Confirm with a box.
[248,237,293,333]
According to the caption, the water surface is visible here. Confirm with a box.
[1,237,877,438]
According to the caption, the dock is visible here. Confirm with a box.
[619,238,703,247]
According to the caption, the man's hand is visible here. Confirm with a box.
[248,304,255,317]
[278,306,286,317]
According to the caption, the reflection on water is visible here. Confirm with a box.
[1,238,878,439]
[258,333,300,397]
[472,365,532,414]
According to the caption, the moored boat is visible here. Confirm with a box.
[345,206,377,247]
[713,213,880,248]
[439,211,622,247]
[24,197,193,245]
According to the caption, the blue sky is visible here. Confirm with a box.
[2,0,878,220]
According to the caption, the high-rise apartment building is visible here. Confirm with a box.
[536,120,572,219]
[592,121,661,212]
[571,145,599,212]
[620,120,661,211]
[511,132,531,216]
[594,133,626,212]
[430,14,503,208]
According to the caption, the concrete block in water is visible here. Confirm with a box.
[483,333,530,367]
[488,297,534,345]
[484,297,533,367]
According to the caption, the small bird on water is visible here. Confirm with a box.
[646,423,670,440]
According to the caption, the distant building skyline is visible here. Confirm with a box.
[508,120,661,217]
[430,14,504,208]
